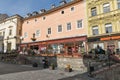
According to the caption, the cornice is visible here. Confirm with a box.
[88,9,120,22]
[87,0,113,8]
[0,14,23,24]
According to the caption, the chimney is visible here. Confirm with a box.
[60,0,67,6]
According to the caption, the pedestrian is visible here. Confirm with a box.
[42,57,49,68]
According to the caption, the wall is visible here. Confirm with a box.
[57,57,87,71]
[22,0,87,43]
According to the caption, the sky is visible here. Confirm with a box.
[0,0,70,17]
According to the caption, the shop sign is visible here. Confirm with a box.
[101,36,120,41]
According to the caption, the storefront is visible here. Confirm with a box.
[20,36,87,55]
[88,35,120,54]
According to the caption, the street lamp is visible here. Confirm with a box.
[6,36,9,53]
[31,33,36,41]
[108,34,112,68]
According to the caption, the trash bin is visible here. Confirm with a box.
[90,66,94,72]
[32,62,38,67]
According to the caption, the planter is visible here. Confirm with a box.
[65,68,72,72]
[65,64,72,72]
[49,66,55,70]
[32,62,38,67]
[49,63,55,70]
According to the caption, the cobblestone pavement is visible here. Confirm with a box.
[0,62,96,80]
[0,62,41,75]
[0,69,90,80]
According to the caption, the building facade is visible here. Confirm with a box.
[0,15,22,52]
[21,0,87,55]
[87,0,120,53]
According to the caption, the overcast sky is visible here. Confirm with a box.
[0,0,70,17]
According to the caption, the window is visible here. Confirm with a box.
[35,30,40,36]
[48,28,51,34]
[105,23,112,33]
[61,11,64,14]
[43,17,46,20]
[19,30,21,35]
[77,20,82,28]
[0,32,2,36]
[27,21,29,24]
[91,7,97,16]
[58,25,62,32]
[3,31,5,36]
[67,23,71,31]
[93,43,104,49]
[9,29,12,36]
[117,0,120,9]
[103,3,110,13]
[35,19,37,22]
[71,7,74,11]
[92,26,99,35]
[24,32,28,38]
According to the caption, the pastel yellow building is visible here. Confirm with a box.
[87,0,120,52]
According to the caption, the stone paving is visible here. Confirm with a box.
[0,62,95,80]
[0,68,89,80]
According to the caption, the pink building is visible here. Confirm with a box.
[21,0,87,56]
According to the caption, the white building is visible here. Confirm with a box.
[0,14,22,53]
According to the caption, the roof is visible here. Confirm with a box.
[24,0,83,20]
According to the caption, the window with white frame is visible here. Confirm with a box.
[117,0,120,9]
[103,3,110,13]
[35,30,40,37]
[48,28,51,34]
[93,43,104,49]
[58,25,62,32]
[118,41,120,49]
[67,23,71,31]
[77,20,82,28]
[92,26,99,35]
[91,7,97,16]
[105,23,112,33]
[0,32,2,36]
[9,29,12,36]
[24,32,28,38]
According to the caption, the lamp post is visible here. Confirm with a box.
[108,34,112,68]
[31,33,36,50]
[31,33,36,42]
[6,36,9,53]
[20,36,24,51]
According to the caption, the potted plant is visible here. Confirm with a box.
[49,63,55,70]
[65,64,72,72]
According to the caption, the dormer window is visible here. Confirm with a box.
[60,0,67,5]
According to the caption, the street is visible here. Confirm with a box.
[0,62,89,80]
